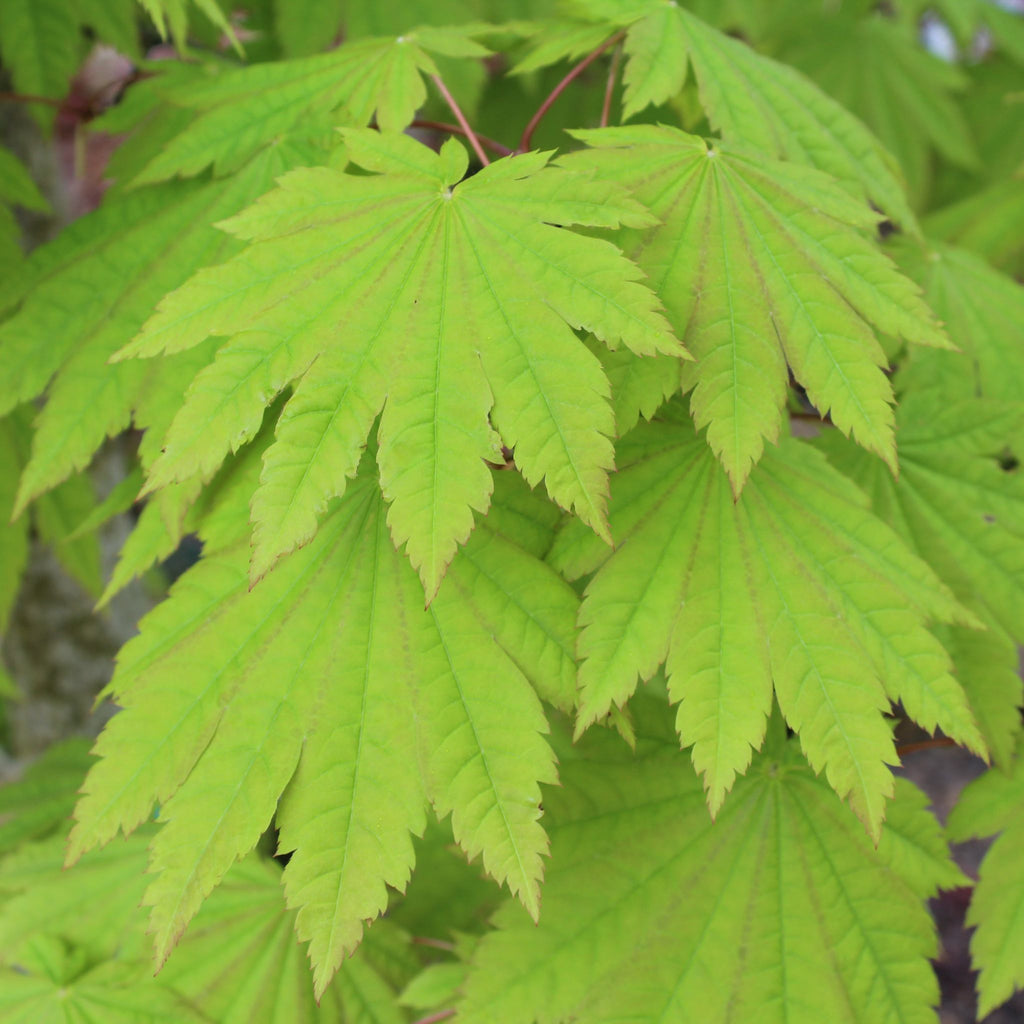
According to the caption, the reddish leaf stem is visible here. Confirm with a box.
[600,43,623,128]
[411,935,458,952]
[412,119,513,158]
[896,736,958,757]
[430,74,490,166]
[0,91,63,108]
[412,1011,456,1024]
[519,30,626,153]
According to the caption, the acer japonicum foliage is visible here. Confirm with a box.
[1,0,1024,1021]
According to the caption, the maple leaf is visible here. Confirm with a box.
[816,395,1024,766]
[780,12,977,198]
[0,148,48,276]
[551,410,983,835]
[522,1,918,228]
[0,0,86,105]
[130,27,491,185]
[0,130,331,517]
[122,129,680,595]
[458,698,957,1024]
[561,125,948,490]
[947,740,1024,1017]
[67,454,565,993]
[138,0,240,53]
[0,739,93,855]
[890,237,1024,406]
[0,935,205,1024]
[0,827,414,1022]
[927,178,1024,278]
[0,408,102,615]
[816,396,1024,648]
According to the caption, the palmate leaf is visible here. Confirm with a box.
[889,236,1024,406]
[947,741,1024,1016]
[817,396,1024,646]
[780,13,977,201]
[458,698,957,1024]
[817,396,1024,762]
[0,829,413,1022]
[123,129,679,596]
[551,411,983,835]
[0,0,82,105]
[528,1,918,228]
[0,136,330,514]
[0,0,138,111]
[0,739,94,856]
[561,126,948,490]
[131,27,490,185]
[0,936,205,1024]
[138,0,239,52]
[67,455,568,994]
[927,178,1024,278]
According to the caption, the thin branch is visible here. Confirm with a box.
[430,75,490,166]
[519,30,626,153]
[896,736,958,758]
[0,91,63,108]
[411,935,457,952]
[412,1011,456,1024]
[412,119,513,158]
[600,43,623,128]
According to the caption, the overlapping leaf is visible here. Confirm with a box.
[67,456,568,993]
[0,148,48,275]
[816,396,1024,646]
[551,411,983,834]
[525,1,918,228]
[0,739,94,855]
[780,13,977,201]
[131,27,491,185]
[0,136,332,517]
[458,698,956,1024]
[561,125,948,489]
[890,236,1024,405]
[0,827,414,1022]
[927,178,1024,278]
[947,741,1024,1017]
[816,396,1024,762]
[0,935,205,1024]
[0,0,84,105]
[123,129,679,594]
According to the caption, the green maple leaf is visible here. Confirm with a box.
[0,829,412,1022]
[0,137,328,516]
[458,698,958,1024]
[0,740,93,856]
[780,13,977,199]
[947,741,1024,1017]
[0,935,205,1024]
[138,0,240,52]
[890,237,1024,406]
[274,0,343,57]
[551,411,983,835]
[561,125,948,490]
[0,0,138,112]
[816,396,1024,647]
[131,27,490,185]
[0,0,84,105]
[816,395,1024,764]
[0,415,31,653]
[122,129,679,595]
[0,409,102,607]
[927,178,1024,278]
[522,1,918,228]
[66,454,568,994]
